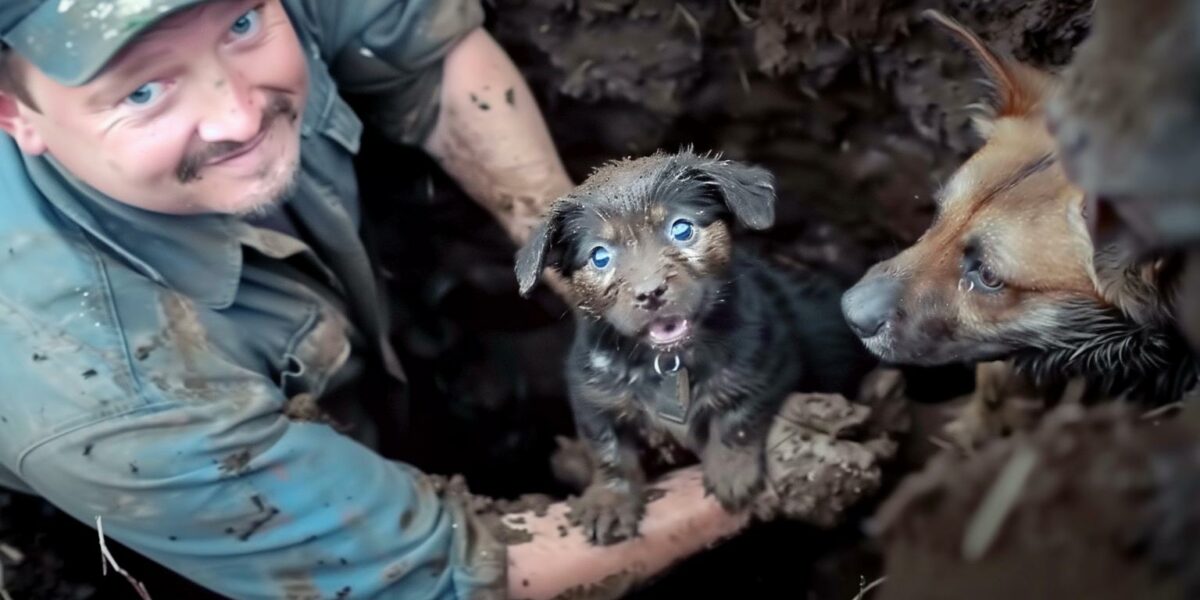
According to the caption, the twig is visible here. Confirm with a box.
[0,562,10,600]
[728,0,757,26]
[96,516,153,600]
[564,58,594,88]
[851,575,887,600]
[736,59,752,96]
[1141,401,1183,421]
[673,3,702,43]
[962,445,1039,560]
[0,542,23,600]
[0,564,11,600]
[926,435,957,452]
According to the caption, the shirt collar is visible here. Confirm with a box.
[24,152,248,309]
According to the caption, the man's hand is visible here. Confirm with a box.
[502,371,906,598]
[504,468,749,600]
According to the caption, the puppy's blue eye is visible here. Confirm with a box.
[670,219,695,242]
[590,246,611,269]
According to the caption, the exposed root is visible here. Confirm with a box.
[96,516,153,600]
[853,575,887,600]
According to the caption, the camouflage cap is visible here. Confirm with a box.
[0,0,210,86]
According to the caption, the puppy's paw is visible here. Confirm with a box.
[566,484,645,545]
[702,441,765,512]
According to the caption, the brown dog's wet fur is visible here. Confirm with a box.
[842,11,1197,404]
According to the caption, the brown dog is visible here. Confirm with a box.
[840,11,1196,403]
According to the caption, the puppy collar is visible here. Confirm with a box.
[654,353,682,375]
[654,352,691,424]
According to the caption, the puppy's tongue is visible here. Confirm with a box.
[647,317,690,346]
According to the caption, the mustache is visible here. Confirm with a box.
[176,94,298,184]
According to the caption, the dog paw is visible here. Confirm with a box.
[702,441,765,511]
[566,484,645,545]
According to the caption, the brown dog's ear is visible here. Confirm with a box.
[924,10,1054,136]
[677,152,776,230]
[1093,238,1176,328]
[515,199,575,297]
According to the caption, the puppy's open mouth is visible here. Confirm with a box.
[645,316,692,348]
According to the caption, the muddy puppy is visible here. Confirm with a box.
[515,150,867,544]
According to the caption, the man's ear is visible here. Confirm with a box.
[674,149,776,230]
[924,10,1055,139]
[515,199,578,296]
[0,91,46,155]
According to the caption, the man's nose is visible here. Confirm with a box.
[197,70,260,144]
[842,274,903,339]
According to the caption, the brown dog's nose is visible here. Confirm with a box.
[634,280,668,310]
[842,275,902,338]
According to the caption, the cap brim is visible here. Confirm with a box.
[4,0,208,87]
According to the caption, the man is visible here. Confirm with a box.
[0,1,749,597]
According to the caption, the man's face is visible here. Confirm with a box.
[10,0,308,215]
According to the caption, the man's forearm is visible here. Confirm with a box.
[424,28,574,247]
[504,468,751,599]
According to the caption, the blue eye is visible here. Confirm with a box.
[230,7,262,37]
[590,246,612,269]
[670,219,695,242]
[125,82,164,106]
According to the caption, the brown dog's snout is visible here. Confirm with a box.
[633,279,669,310]
[842,275,903,339]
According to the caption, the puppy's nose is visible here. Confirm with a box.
[634,280,668,310]
[842,275,902,339]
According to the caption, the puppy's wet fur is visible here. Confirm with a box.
[840,12,1198,403]
[517,150,869,544]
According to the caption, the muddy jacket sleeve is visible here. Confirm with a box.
[0,308,504,599]
[288,0,485,146]
[0,312,505,599]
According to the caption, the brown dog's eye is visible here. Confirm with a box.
[961,252,1004,292]
[977,264,1002,289]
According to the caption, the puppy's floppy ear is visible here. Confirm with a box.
[515,199,576,297]
[924,10,1054,138]
[677,151,777,230]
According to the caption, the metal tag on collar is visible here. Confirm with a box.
[654,353,691,424]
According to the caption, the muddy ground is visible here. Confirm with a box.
[0,1,1097,598]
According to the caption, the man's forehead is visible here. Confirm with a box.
[105,0,245,65]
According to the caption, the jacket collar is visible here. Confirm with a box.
[24,153,247,309]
